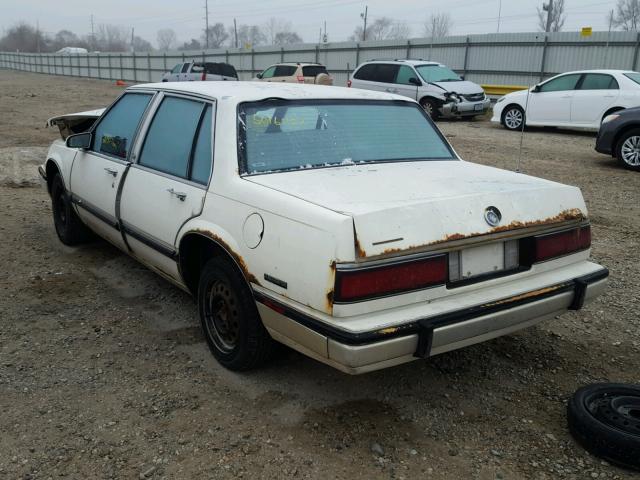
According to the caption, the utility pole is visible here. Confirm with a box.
[204,0,210,49]
[131,27,135,52]
[36,20,40,53]
[497,0,502,33]
[323,20,327,43]
[543,0,554,32]
[361,6,368,41]
[90,14,95,50]
[234,18,238,48]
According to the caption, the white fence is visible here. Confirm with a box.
[2,31,640,87]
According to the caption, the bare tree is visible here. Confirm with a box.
[264,18,291,45]
[349,17,410,41]
[537,0,566,32]
[423,13,453,38]
[132,36,153,52]
[94,24,129,52]
[0,22,50,52]
[274,31,303,45]
[179,38,202,51]
[156,28,177,51]
[612,0,640,31]
[51,30,88,51]
[229,24,266,48]
[203,23,228,49]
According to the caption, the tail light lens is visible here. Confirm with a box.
[534,225,591,262]
[347,79,352,87]
[334,255,447,302]
[201,72,207,81]
[297,75,305,83]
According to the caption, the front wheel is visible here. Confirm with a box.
[420,98,439,120]
[50,173,93,245]
[615,128,640,171]
[502,105,525,131]
[198,256,277,371]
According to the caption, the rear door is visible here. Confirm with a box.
[527,73,581,125]
[178,62,191,81]
[118,94,214,278]
[70,92,154,249]
[570,73,620,127]
[166,64,182,81]
[352,63,399,93]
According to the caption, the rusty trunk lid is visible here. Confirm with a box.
[246,160,587,259]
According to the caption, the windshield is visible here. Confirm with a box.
[238,100,455,174]
[415,65,462,83]
[624,72,640,85]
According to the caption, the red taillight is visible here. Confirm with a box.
[534,225,591,262]
[201,72,207,81]
[334,255,447,302]
[347,79,352,87]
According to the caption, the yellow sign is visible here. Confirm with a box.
[581,27,593,37]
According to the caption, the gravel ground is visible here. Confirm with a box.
[0,70,639,480]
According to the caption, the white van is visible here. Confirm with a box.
[349,59,490,119]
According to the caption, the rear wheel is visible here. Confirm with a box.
[502,105,525,131]
[198,256,277,371]
[615,128,640,171]
[420,98,439,120]
[50,173,93,245]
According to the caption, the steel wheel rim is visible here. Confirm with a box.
[621,136,640,166]
[203,279,240,353]
[585,391,640,436]
[504,108,523,129]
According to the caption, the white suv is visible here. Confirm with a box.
[349,59,490,119]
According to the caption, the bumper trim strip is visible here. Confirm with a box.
[253,268,609,347]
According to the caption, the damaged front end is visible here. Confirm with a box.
[46,109,105,140]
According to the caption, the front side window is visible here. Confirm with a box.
[139,96,207,180]
[539,74,581,92]
[395,65,418,85]
[261,66,276,78]
[181,63,190,73]
[92,93,152,159]
[579,74,619,90]
[171,64,182,74]
[415,65,461,83]
[238,100,455,174]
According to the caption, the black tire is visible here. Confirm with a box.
[50,174,93,245]
[615,128,640,171]
[567,383,640,471]
[420,98,439,120]
[198,256,276,371]
[501,104,525,131]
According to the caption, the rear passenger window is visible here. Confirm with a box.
[139,97,204,178]
[190,105,213,184]
[580,74,619,90]
[354,64,377,81]
[92,93,152,159]
[302,65,328,77]
[356,64,399,83]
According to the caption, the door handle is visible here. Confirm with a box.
[104,167,118,177]
[167,188,187,201]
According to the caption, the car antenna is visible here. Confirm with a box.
[516,34,539,173]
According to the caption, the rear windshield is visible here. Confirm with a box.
[624,72,640,85]
[238,100,455,175]
[415,65,461,83]
[302,65,328,77]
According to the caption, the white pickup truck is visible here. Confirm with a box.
[41,82,608,374]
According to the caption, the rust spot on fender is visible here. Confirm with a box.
[482,284,565,308]
[355,235,366,258]
[326,289,334,315]
[378,327,399,335]
[193,229,261,286]
[374,208,586,258]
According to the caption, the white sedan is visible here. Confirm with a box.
[492,69,640,130]
[41,82,607,374]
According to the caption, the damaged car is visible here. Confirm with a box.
[41,82,607,374]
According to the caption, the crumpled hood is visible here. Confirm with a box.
[246,160,587,258]
[431,80,484,95]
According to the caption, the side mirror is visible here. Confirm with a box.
[532,85,541,93]
[459,75,465,80]
[66,132,91,149]
[256,73,263,79]
[408,77,422,86]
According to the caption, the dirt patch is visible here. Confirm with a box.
[1,71,639,479]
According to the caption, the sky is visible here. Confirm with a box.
[0,0,620,47]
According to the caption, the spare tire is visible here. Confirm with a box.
[567,383,640,471]
[314,73,332,86]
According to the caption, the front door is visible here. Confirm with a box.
[393,65,420,100]
[69,92,154,248]
[118,94,214,279]
[527,73,582,125]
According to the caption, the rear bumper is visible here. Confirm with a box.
[255,267,608,374]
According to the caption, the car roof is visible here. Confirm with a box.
[553,69,636,75]
[128,81,405,104]
[271,62,323,66]
[361,59,441,66]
